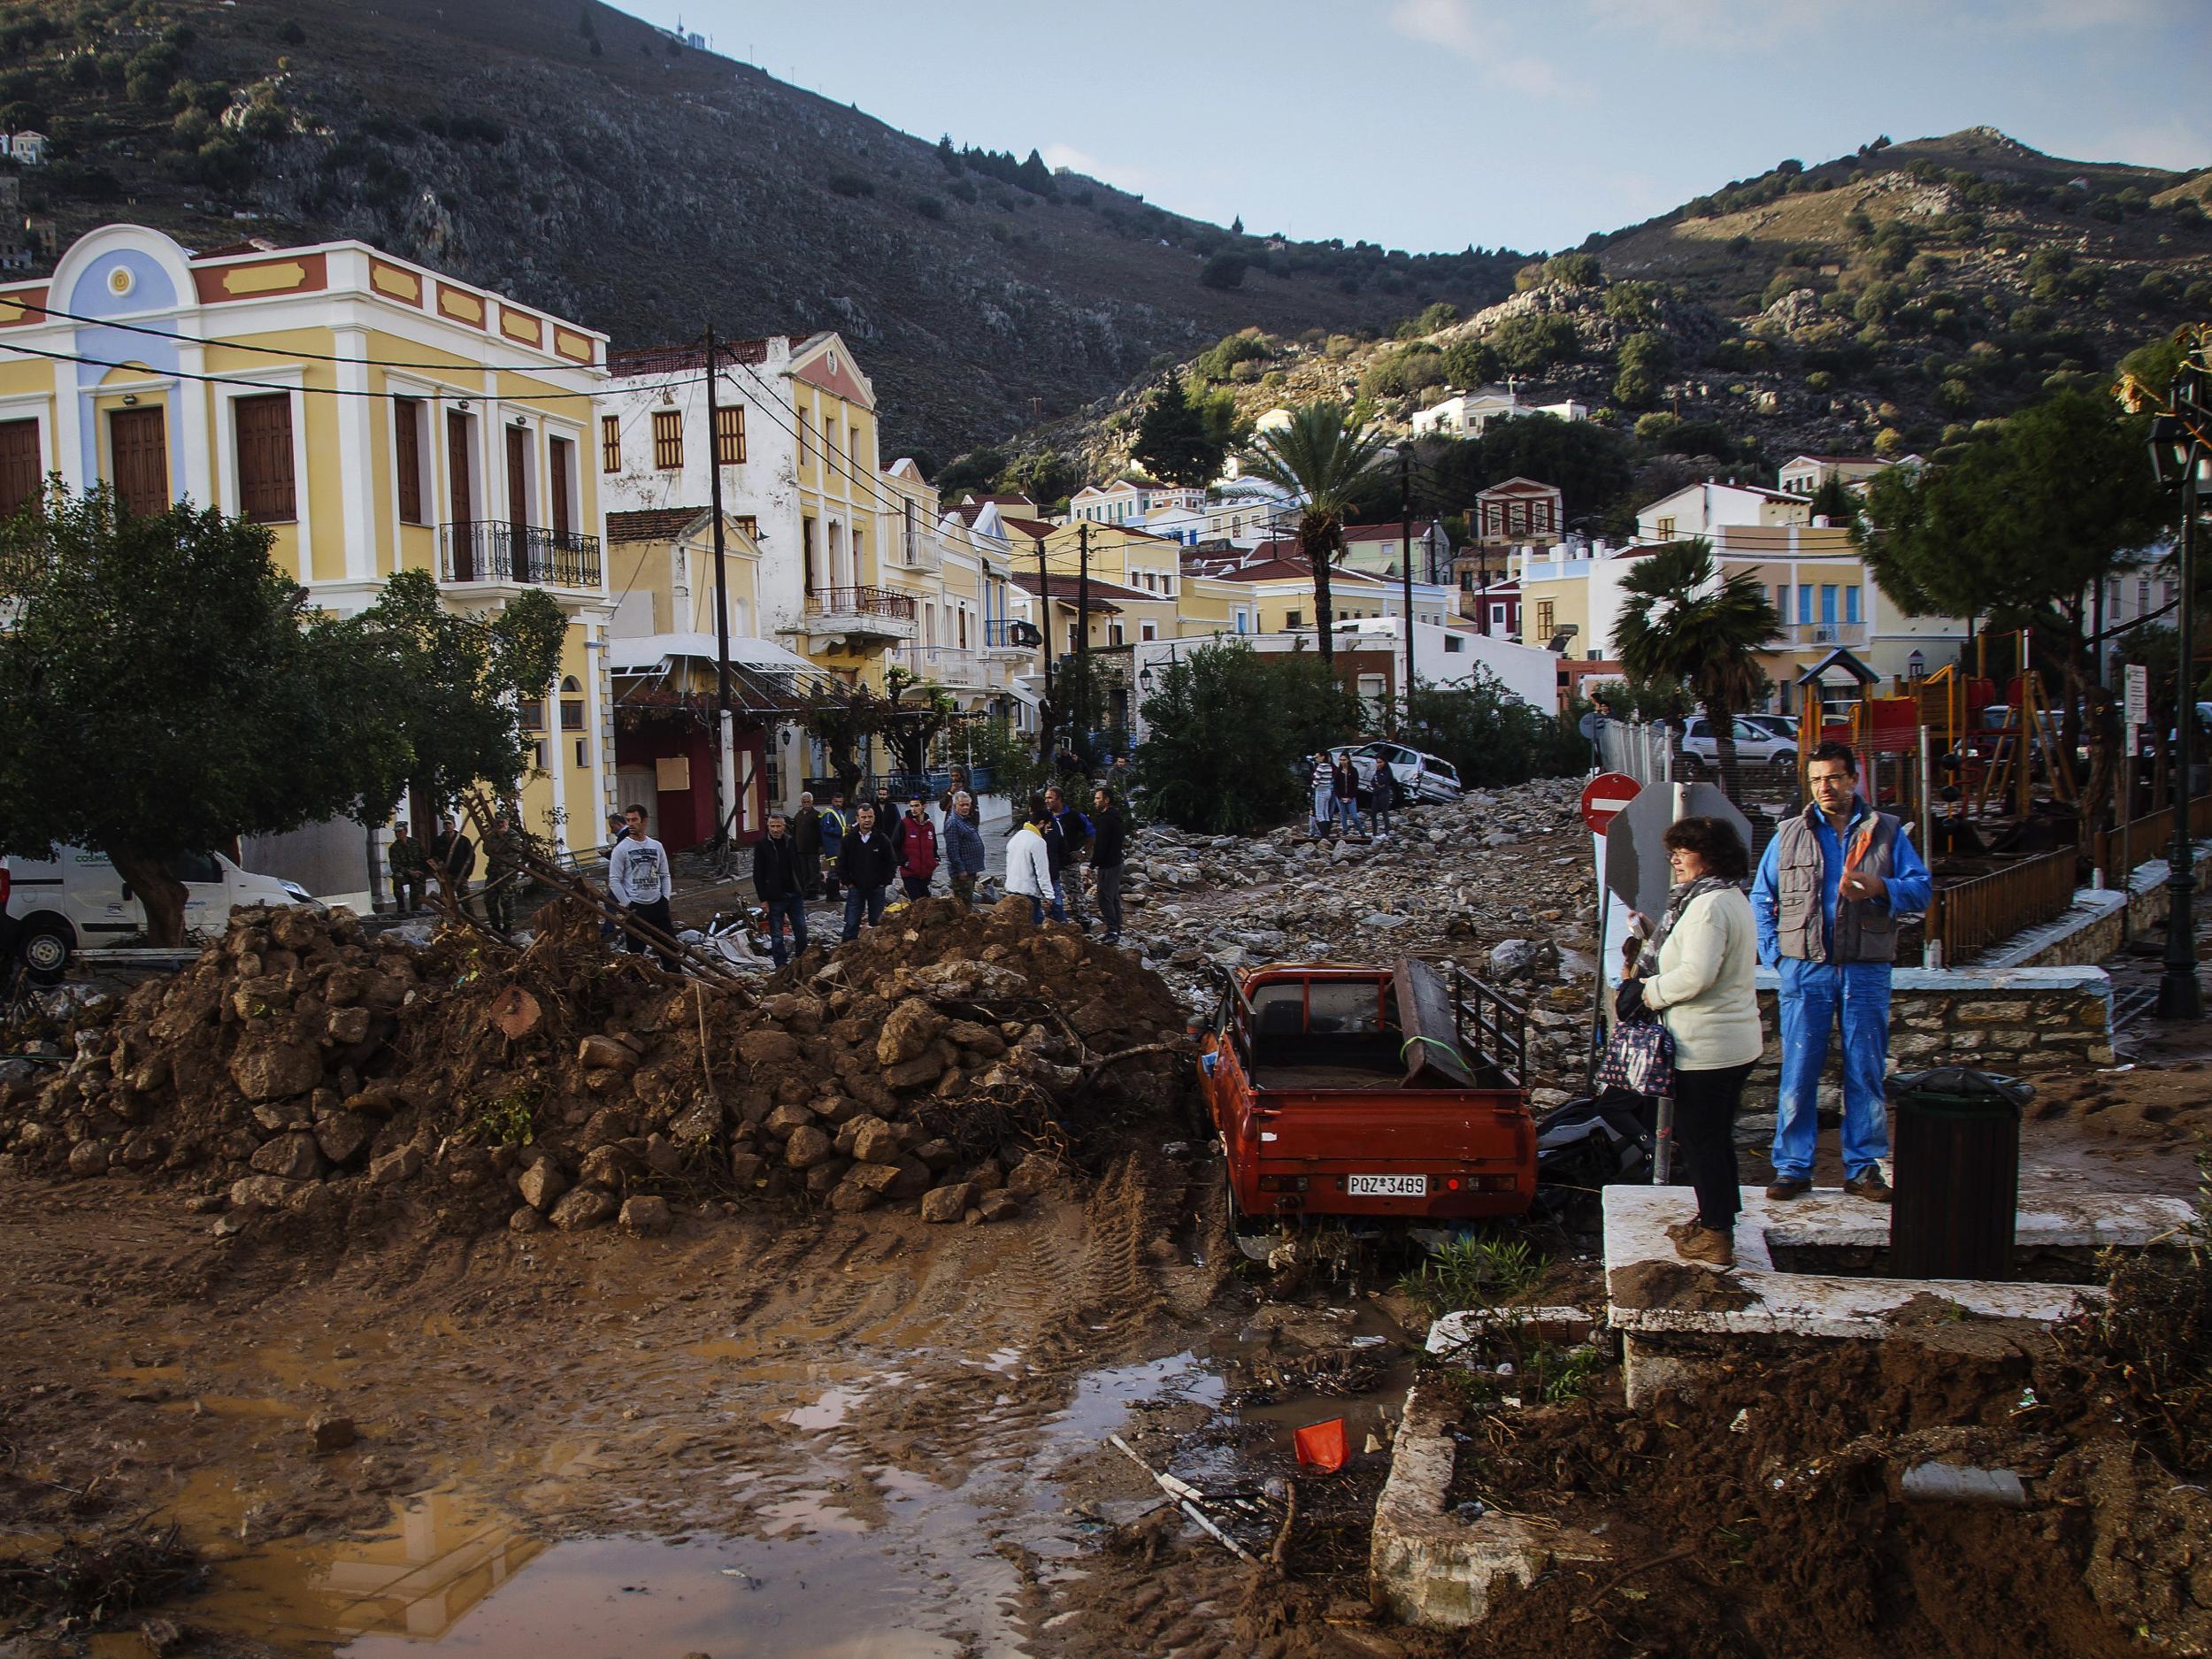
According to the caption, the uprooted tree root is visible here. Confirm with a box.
[0,1522,202,1631]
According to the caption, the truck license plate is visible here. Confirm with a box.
[1348,1174,1425,1197]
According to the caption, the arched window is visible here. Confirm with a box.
[560,674,584,731]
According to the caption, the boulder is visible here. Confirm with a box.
[851,1119,904,1165]
[764,1102,817,1140]
[549,1186,618,1231]
[827,1178,881,1212]
[518,1157,568,1211]
[619,1194,672,1236]
[250,1133,324,1182]
[313,1112,373,1167]
[944,1020,1005,1056]
[578,1034,640,1072]
[728,1151,768,1188]
[783,1125,834,1170]
[65,1140,110,1178]
[325,1005,372,1046]
[307,1412,357,1452]
[578,1143,641,1189]
[882,1156,934,1200]
[978,1189,1022,1224]
[737,1027,802,1067]
[884,1052,948,1092]
[228,1040,322,1102]
[920,1181,976,1224]
[367,1146,422,1186]
[876,999,948,1066]
[508,1205,547,1233]
[913,1138,960,1171]
[227,1173,300,1211]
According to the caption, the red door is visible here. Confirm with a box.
[447,411,474,579]
[110,407,168,517]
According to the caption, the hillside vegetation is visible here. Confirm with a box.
[0,0,1522,459]
[982,129,2212,524]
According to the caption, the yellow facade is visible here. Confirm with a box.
[0,225,614,859]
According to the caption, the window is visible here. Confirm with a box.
[651,409,683,470]
[2139,577,2153,613]
[1110,622,1125,645]
[1819,584,1838,625]
[519,697,544,730]
[600,414,621,472]
[233,394,296,523]
[1844,585,1861,624]
[716,404,746,465]
[395,398,425,524]
[733,515,758,540]
[1141,620,1156,641]
[561,695,584,731]
[549,436,574,541]
[1066,622,1079,653]
[1655,516,1676,541]
[1447,634,1466,653]
[1286,609,1302,628]
[1798,584,1813,625]
[799,410,812,465]
[1535,599,1555,637]
[0,418,39,516]
[1234,610,1248,634]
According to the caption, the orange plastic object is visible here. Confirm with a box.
[1294,1417,1349,1472]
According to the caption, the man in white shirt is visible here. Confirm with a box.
[1004,800,1063,926]
[608,803,678,970]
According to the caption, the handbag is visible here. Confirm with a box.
[1595,1013,1675,1099]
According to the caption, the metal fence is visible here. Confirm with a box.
[1926,846,2081,964]
[1592,718,1674,786]
[2093,792,2212,885]
[440,520,602,588]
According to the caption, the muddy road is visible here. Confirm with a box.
[0,1142,1437,1658]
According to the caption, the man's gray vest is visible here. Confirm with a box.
[1771,801,1903,964]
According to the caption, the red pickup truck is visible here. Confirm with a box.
[1198,959,1535,1231]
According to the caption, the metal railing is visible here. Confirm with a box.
[892,643,992,684]
[2093,791,2212,884]
[1927,846,2081,964]
[1448,962,1529,1091]
[440,520,602,588]
[803,584,917,621]
[1777,621,1867,647]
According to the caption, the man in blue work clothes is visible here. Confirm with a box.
[1751,741,1932,1203]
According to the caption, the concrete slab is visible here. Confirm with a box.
[1425,1307,1596,1357]
[1369,1379,1608,1627]
[1602,1183,2193,1341]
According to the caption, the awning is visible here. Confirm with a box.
[610,631,854,716]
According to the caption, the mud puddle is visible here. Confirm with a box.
[163,1350,1262,1655]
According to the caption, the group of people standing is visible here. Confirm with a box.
[385,810,526,932]
[1005,784,1127,941]
[1617,742,1932,1270]
[1308,749,1397,840]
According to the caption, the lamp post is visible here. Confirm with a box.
[2152,353,2208,1019]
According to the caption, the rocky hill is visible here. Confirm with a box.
[991,129,2212,523]
[0,0,1520,460]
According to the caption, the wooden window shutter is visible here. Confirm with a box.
[715,404,745,465]
[394,398,423,524]
[109,406,169,518]
[0,419,39,517]
[549,437,572,541]
[600,414,621,472]
[651,409,683,470]
[234,395,296,523]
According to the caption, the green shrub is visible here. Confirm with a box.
[1134,641,1368,834]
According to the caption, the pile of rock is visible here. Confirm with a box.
[0,893,1192,1242]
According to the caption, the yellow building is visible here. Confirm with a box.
[0,223,614,888]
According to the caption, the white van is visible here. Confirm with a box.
[4,847,318,980]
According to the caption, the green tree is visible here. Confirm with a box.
[1200,252,1248,290]
[0,487,365,943]
[332,567,569,841]
[1441,337,1498,388]
[932,449,1006,495]
[1807,474,1858,525]
[1612,538,1781,801]
[1133,641,1365,833]
[1132,369,1225,488]
[1239,402,1390,664]
[1857,389,2171,818]
[1612,330,1672,409]
[1487,313,1579,377]
[1402,672,1584,787]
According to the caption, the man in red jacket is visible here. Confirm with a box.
[895,795,939,901]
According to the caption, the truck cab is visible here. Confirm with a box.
[1200,959,1534,1227]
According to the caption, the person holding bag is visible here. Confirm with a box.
[1617,816,1763,1269]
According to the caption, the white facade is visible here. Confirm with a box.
[1637,480,1811,541]
[1412,388,1590,438]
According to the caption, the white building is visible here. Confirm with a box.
[3,132,48,167]
[1411,388,1590,438]
[1636,480,1811,541]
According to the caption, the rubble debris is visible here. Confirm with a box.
[0,893,1190,1248]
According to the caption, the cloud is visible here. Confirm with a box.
[1040,142,1166,198]
[1386,0,1571,96]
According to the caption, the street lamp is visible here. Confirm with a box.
[2150,358,2209,1018]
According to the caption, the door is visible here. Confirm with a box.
[168,850,226,935]
[505,424,529,580]
[549,437,572,542]
[448,411,474,579]
[109,406,168,517]
[0,417,40,515]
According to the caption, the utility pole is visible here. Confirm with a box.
[2156,355,2206,1018]
[703,324,737,845]
[1076,519,1093,767]
[1476,533,1491,637]
[1398,448,1414,731]
[1033,531,1055,763]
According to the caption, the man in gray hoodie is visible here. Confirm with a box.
[608,803,678,971]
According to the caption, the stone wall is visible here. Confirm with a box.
[1742,964,2113,1091]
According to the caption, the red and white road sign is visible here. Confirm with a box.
[1580,772,1641,835]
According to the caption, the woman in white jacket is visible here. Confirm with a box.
[1004,801,1062,926]
[1618,816,1762,1269]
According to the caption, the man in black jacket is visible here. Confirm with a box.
[835,803,899,941]
[429,816,476,910]
[791,792,824,899]
[1089,786,1127,945]
[753,811,810,967]
[1041,784,1092,930]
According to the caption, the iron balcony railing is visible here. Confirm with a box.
[804,584,917,621]
[1778,621,1867,648]
[440,520,603,588]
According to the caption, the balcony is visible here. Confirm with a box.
[1777,621,1867,649]
[892,642,994,687]
[895,530,942,574]
[440,521,603,589]
[780,583,917,644]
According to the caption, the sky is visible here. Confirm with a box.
[646,0,2211,255]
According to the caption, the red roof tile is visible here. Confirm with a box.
[606,506,710,541]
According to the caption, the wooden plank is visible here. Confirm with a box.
[1394,957,1477,1088]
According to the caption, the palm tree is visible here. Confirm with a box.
[1239,402,1388,664]
[1613,538,1781,802]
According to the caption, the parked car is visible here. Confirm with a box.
[1741,713,1801,745]
[1349,741,1462,804]
[4,847,317,982]
[1673,715,1797,773]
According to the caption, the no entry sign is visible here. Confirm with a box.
[1580,772,1640,835]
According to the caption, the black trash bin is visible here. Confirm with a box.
[1887,1068,2032,1280]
